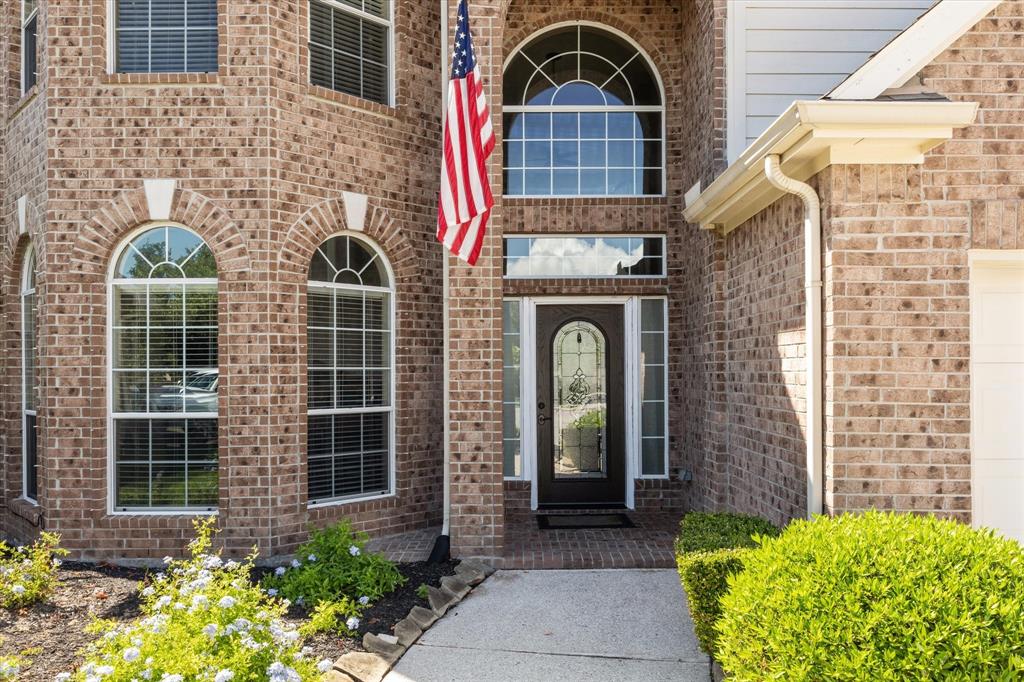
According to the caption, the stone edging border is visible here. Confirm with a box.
[325,559,496,682]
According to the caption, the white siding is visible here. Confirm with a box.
[727,0,934,161]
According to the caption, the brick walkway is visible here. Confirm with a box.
[366,511,681,569]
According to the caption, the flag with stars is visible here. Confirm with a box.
[437,0,495,266]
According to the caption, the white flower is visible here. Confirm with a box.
[85,676,101,682]
[348,545,361,556]
[214,671,234,682]
[274,566,286,576]
[123,647,141,662]
[191,594,209,609]
[0,660,20,678]
[317,660,334,673]
[346,616,360,630]
[96,666,115,677]
[232,617,252,633]
[160,675,183,682]
[202,555,223,570]
[224,560,239,570]
[307,554,317,562]
[358,595,370,605]
[140,670,152,681]
[141,586,155,597]
[290,559,301,569]
[55,674,72,682]
[202,623,219,638]
[53,558,63,567]
[267,588,278,596]
[11,584,25,595]
[218,595,236,609]
[162,556,173,564]
[154,595,172,610]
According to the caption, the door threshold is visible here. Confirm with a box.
[536,503,628,511]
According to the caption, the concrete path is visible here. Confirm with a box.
[384,569,709,682]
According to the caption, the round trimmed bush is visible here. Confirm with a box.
[717,512,1024,680]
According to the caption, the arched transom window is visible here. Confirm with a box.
[110,225,219,512]
[307,234,394,505]
[503,24,664,197]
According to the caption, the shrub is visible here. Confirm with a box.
[60,519,333,682]
[717,512,1024,681]
[0,531,68,608]
[262,521,405,606]
[300,599,364,637]
[675,512,779,554]
[675,513,778,658]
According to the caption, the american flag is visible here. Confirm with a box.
[437,0,495,266]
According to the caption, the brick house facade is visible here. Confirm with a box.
[1,0,1022,561]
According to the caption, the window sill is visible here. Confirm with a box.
[503,194,667,204]
[308,490,395,510]
[100,72,221,87]
[9,496,43,525]
[8,85,39,122]
[306,84,397,119]
[108,508,219,517]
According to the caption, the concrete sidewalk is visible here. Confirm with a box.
[383,569,709,682]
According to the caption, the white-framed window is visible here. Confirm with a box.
[638,297,668,478]
[503,235,666,278]
[21,0,38,93]
[503,22,665,197]
[308,0,393,106]
[109,225,219,512]
[21,246,38,502]
[111,0,218,74]
[307,234,395,505]
[503,299,522,478]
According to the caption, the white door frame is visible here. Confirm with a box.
[522,296,640,510]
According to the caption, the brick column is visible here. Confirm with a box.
[445,0,505,560]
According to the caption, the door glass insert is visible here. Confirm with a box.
[553,320,607,479]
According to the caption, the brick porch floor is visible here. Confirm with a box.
[365,512,681,569]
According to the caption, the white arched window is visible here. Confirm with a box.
[110,225,219,512]
[503,23,664,197]
[307,234,394,505]
[21,246,38,502]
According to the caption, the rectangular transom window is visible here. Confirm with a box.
[22,0,38,92]
[309,0,391,105]
[503,236,665,278]
[114,0,218,74]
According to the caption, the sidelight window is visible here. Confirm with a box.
[307,234,394,504]
[21,246,38,501]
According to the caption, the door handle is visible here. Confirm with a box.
[538,413,549,425]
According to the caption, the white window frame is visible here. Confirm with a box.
[105,0,220,75]
[21,245,38,503]
[308,0,396,107]
[502,233,667,280]
[508,296,670,508]
[306,231,397,508]
[638,296,669,480]
[21,0,38,94]
[502,21,667,199]
[106,222,219,516]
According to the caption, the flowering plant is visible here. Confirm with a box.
[60,519,324,682]
[261,520,404,608]
[0,531,68,608]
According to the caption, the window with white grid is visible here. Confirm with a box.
[307,234,394,505]
[114,0,218,74]
[639,298,668,477]
[503,24,664,197]
[309,0,392,105]
[110,225,219,511]
[21,246,38,501]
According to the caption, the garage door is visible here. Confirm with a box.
[970,253,1024,542]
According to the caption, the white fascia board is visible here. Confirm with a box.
[828,0,1003,100]
[683,99,978,233]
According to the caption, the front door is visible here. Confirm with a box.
[536,304,625,507]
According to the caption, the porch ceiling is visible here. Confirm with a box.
[683,99,979,234]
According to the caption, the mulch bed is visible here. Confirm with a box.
[2,559,458,681]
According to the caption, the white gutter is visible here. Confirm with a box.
[764,155,823,518]
[440,0,451,539]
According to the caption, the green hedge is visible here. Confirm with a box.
[675,513,779,658]
[717,511,1024,680]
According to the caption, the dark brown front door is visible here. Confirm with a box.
[536,304,625,507]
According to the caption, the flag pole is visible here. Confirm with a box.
[431,0,452,563]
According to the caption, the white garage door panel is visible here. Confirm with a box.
[970,256,1024,543]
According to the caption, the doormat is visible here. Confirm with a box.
[537,513,635,530]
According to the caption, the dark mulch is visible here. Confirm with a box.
[2,559,458,681]
[0,561,149,682]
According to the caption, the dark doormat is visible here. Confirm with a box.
[537,513,635,530]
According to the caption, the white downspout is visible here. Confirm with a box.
[764,155,824,518]
[440,0,451,538]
